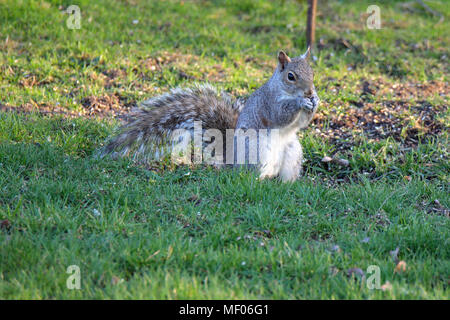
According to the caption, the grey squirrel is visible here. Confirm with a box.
[100,48,319,182]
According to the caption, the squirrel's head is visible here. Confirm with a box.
[276,48,314,98]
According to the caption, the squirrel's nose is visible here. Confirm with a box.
[304,89,313,98]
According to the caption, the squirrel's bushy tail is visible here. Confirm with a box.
[98,84,244,162]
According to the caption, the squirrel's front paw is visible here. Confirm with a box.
[299,97,314,113]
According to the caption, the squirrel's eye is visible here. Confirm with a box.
[287,72,295,81]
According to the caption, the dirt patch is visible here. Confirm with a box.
[19,74,55,88]
[0,103,81,118]
[313,100,446,149]
[311,78,448,151]
[80,93,134,118]
[137,52,201,73]
[1,93,135,120]
[135,51,235,83]
[245,25,274,34]
[375,79,448,100]
[318,38,364,55]
[417,199,450,218]
[98,69,128,89]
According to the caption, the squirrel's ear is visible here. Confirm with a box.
[278,50,291,71]
[300,46,311,60]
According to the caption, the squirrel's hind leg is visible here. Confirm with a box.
[279,139,303,182]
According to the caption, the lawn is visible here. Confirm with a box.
[0,0,449,299]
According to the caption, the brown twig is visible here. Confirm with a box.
[306,0,317,51]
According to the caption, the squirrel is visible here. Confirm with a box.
[99,48,319,182]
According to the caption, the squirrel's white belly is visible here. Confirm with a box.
[258,110,306,181]
[258,127,300,181]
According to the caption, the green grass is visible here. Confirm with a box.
[0,0,449,299]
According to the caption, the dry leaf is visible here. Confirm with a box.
[321,156,333,163]
[145,250,160,261]
[254,229,272,238]
[166,245,174,259]
[187,194,201,206]
[381,281,392,291]
[0,219,11,230]
[111,276,124,285]
[394,260,407,273]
